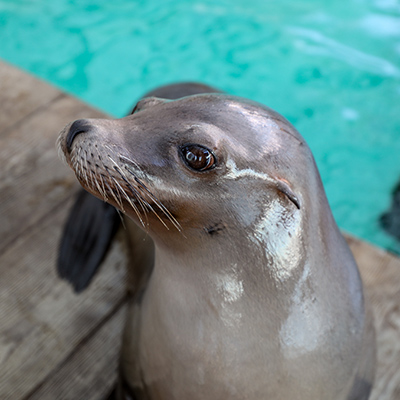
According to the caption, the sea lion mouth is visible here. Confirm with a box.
[58,130,181,232]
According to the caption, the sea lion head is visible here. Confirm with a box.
[58,94,326,255]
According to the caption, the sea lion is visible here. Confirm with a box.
[57,85,375,399]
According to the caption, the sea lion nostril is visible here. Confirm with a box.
[66,119,92,152]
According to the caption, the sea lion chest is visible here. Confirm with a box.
[125,243,362,400]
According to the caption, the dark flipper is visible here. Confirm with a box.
[57,190,120,293]
[58,82,221,293]
[380,179,400,244]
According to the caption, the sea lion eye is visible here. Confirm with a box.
[180,144,216,171]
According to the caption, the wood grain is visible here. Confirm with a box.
[0,203,127,399]
[0,61,60,135]
[0,92,107,254]
[27,306,126,400]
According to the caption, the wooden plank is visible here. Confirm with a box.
[346,234,400,400]
[0,202,127,400]
[27,305,126,400]
[0,61,60,135]
[0,93,107,254]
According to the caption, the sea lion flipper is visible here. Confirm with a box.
[57,189,120,293]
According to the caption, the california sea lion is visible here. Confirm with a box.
[57,84,375,399]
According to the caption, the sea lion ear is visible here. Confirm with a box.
[131,97,169,114]
[275,178,301,210]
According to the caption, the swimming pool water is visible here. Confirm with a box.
[1,0,399,253]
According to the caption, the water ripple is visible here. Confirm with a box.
[288,26,400,77]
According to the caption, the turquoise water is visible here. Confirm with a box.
[1,0,399,253]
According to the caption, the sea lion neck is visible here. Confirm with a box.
[147,201,307,289]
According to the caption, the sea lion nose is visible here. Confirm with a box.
[66,119,92,152]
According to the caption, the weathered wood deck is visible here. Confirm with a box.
[0,60,399,399]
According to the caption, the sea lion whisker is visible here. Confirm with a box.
[102,177,121,207]
[80,157,91,190]
[104,144,116,155]
[127,190,151,227]
[111,175,147,228]
[106,153,139,188]
[111,176,152,232]
[149,208,171,230]
[87,171,96,193]
[84,149,99,192]
[95,148,109,201]
[132,192,172,231]
[81,148,89,174]
[77,148,91,190]
[119,154,144,172]
[110,159,156,211]
[121,163,163,222]
[79,160,87,185]
[77,163,84,183]
[113,158,174,229]
[124,169,182,232]
[85,153,107,199]
[110,177,126,212]
[109,164,149,207]
[93,174,107,201]
[141,187,182,232]
[105,175,124,211]
[98,174,109,201]
[123,193,147,230]
[125,181,151,211]
[111,166,152,225]
[74,158,81,179]
[116,208,126,229]
[71,151,78,171]
[104,144,139,174]
[105,153,154,227]
[151,198,182,232]
[110,164,169,230]
[72,152,82,177]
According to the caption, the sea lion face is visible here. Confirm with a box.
[58,94,313,248]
